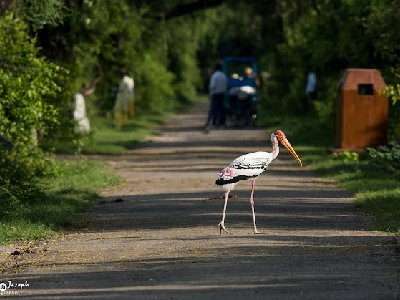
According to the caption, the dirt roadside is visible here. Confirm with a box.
[0,102,399,299]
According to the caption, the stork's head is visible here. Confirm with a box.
[273,130,302,166]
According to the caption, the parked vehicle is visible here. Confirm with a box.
[222,56,258,127]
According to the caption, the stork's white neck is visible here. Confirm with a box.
[271,133,279,160]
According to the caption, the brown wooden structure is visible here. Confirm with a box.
[336,69,388,150]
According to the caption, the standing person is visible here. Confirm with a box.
[208,63,228,130]
[243,67,260,88]
[73,78,101,134]
[114,70,135,128]
[305,71,317,112]
[241,67,258,126]
[73,89,91,134]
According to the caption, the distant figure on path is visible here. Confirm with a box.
[73,78,101,134]
[206,63,228,130]
[240,67,258,125]
[305,71,317,112]
[114,70,135,127]
[73,90,91,134]
[73,79,100,134]
[243,67,260,88]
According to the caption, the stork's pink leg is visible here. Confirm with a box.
[218,191,230,234]
[250,179,260,234]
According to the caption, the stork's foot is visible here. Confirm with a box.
[218,222,229,234]
[254,228,261,234]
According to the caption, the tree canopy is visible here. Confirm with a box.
[0,0,399,147]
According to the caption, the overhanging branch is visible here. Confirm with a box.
[164,0,226,20]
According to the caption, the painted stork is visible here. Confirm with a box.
[215,130,302,234]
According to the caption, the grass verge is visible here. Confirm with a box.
[44,112,169,155]
[304,149,400,233]
[264,115,400,234]
[46,96,207,155]
[79,112,171,154]
[79,96,208,154]
[0,159,122,246]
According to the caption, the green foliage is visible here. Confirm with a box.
[0,155,36,214]
[167,18,201,104]
[222,0,399,136]
[363,0,400,69]
[384,78,400,140]
[0,14,67,146]
[46,109,170,155]
[133,51,175,113]
[0,14,67,225]
[263,113,334,147]
[355,188,400,233]
[333,151,360,163]
[366,144,400,175]
[4,0,399,147]
[0,148,53,216]
[0,159,122,245]
[0,3,212,246]
[264,1,372,115]
[13,0,66,32]
[386,83,400,105]
[30,0,206,119]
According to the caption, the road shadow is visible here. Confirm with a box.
[86,186,364,233]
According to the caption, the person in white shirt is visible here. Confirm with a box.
[114,70,135,127]
[72,77,101,134]
[207,63,228,129]
[305,71,317,112]
[73,91,90,133]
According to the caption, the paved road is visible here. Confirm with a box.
[1,102,399,299]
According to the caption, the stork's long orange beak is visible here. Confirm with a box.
[275,130,302,166]
[281,137,302,166]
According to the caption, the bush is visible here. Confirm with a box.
[0,14,66,213]
[0,149,48,216]
[13,0,66,32]
[366,144,400,175]
[384,80,400,141]
[0,14,66,147]
[333,151,360,163]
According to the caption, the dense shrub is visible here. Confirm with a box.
[0,14,65,209]
[0,14,66,146]
[385,81,400,141]
[0,149,50,215]
[367,144,400,175]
